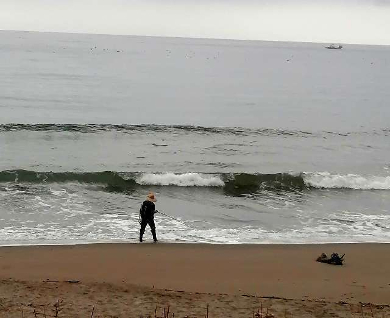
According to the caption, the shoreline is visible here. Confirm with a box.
[1,240,390,247]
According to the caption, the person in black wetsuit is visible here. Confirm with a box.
[139,192,158,242]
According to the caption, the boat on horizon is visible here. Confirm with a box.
[325,44,343,49]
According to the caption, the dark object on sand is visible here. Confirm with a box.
[316,253,345,265]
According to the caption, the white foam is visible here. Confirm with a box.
[1,209,390,245]
[137,173,225,187]
[304,172,390,190]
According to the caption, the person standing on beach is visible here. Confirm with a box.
[139,192,158,242]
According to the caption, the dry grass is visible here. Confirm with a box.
[1,279,389,318]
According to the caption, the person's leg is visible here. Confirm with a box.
[148,219,157,242]
[140,219,147,242]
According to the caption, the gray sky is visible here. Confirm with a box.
[1,0,389,45]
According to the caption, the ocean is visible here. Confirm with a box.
[1,30,389,245]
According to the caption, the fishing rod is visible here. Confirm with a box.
[155,210,182,222]
[136,207,182,224]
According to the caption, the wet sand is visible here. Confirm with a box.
[0,243,389,317]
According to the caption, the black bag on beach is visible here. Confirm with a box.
[316,252,345,265]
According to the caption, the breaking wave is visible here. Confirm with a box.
[304,172,390,190]
[0,170,389,194]
[137,173,224,187]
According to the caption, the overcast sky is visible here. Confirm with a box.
[1,0,389,45]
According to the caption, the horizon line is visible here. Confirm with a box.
[1,28,389,47]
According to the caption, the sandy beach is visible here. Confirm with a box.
[0,243,389,317]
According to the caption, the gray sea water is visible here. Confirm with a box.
[1,30,390,245]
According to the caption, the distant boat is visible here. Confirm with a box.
[325,44,343,50]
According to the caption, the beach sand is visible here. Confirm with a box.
[0,243,389,317]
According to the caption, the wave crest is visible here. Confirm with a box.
[0,170,389,193]
[304,172,390,190]
[137,173,224,187]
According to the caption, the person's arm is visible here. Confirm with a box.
[152,202,158,215]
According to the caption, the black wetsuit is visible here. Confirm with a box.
[139,200,157,242]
